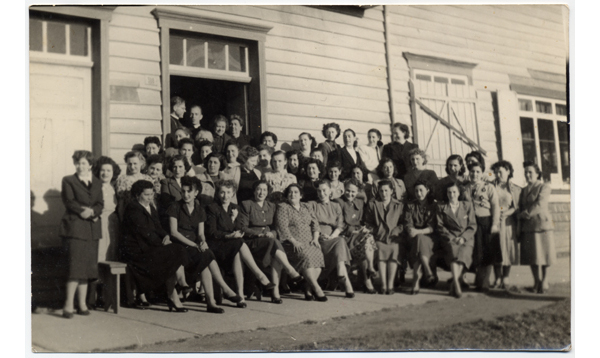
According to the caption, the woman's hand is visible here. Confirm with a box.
[198,241,209,252]
[79,207,94,219]
[407,228,418,238]
[290,239,304,253]
[162,235,172,245]
[491,224,500,234]
[320,234,331,240]
[264,231,276,239]
[310,239,321,249]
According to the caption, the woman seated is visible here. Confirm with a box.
[306,180,354,298]
[371,158,407,203]
[144,136,163,157]
[167,176,243,313]
[256,144,274,175]
[297,158,324,202]
[324,160,345,201]
[436,181,477,298]
[364,180,404,295]
[195,152,228,206]
[235,180,305,303]
[404,148,439,202]
[262,150,297,203]
[236,146,263,204]
[221,142,242,186]
[159,155,190,225]
[334,178,377,294]
[403,180,437,295]
[275,184,327,301]
[286,150,304,180]
[146,155,165,201]
[205,180,276,308]
[115,151,152,221]
[436,154,470,202]
[348,165,371,202]
[318,122,341,168]
[191,140,212,169]
[178,138,202,176]
[120,180,189,312]
[260,131,278,149]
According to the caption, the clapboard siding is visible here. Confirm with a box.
[461,5,564,34]
[267,88,389,114]
[109,42,160,62]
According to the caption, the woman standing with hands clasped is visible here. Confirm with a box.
[518,161,555,294]
[60,150,104,318]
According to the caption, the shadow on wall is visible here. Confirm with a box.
[31,189,63,249]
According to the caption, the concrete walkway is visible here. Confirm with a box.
[31,256,570,353]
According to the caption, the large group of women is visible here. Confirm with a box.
[57,96,556,318]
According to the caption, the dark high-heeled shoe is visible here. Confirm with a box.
[271,293,283,304]
[289,275,305,285]
[237,301,247,308]
[176,285,194,302]
[410,287,420,295]
[137,300,151,308]
[166,299,188,313]
[76,308,91,316]
[260,282,276,291]
[223,293,243,303]
[363,287,376,294]
[315,294,328,302]
[304,292,315,301]
[385,289,394,295]
[345,292,355,299]
[62,310,74,319]
[366,268,377,280]
[207,305,225,314]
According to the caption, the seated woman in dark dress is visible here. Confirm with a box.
[436,181,477,299]
[275,184,327,301]
[403,179,437,295]
[297,158,324,202]
[236,146,263,204]
[167,176,243,313]
[120,180,189,312]
[235,180,304,303]
[306,180,355,298]
[403,148,439,202]
[205,180,276,308]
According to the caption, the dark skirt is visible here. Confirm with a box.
[245,237,284,269]
[320,236,351,276]
[180,244,216,283]
[206,238,244,273]
[63,237,99,281]
[520,231,556,266]
[125,244,187,294]
[376,241,399,264]
[438,238,474,270]
[472,216,502,268]
[404,233,436,267]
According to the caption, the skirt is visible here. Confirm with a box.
[320,236,351,276]
[520,231,556,266]
[206,238,244,274]
[245,236,284,269]
[63,237,99,281]
[376,241,399,264]
[98,211,120,262]
[499,216,520,265]
[126,244,187,294]
[472,216,502,268]
[344,226,377,263]
[438,238,474,270]
[282,241,324,271]
[180,245,216,283]
[407,233,436,267]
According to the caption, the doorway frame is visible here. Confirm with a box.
[153,6,273,141]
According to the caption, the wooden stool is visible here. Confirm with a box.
[98,261,127,314]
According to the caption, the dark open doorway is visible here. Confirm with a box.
[170,75,249,133]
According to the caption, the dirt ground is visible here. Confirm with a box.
[114,282,570,353]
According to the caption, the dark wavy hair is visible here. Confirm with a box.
[195,140,213,152]
[442,180,461,203]
[343,129,359,148]
[72,150,95,167]
[392,122,410,139]
[144,136,162,149]
[299,132,317,150]
[445,154,466,177]
[368,128,384,147]
[215,179,238,195]
[237,146,260,165]
[169,154,192,173]
[178,137,195,150]
[93,156,121,183]
[491,160,514,181]
[349,164,369,183]
[146,154,166,175]
[465,151,486,172]
[344,177,364,191]
[413,179,433,203]
[303,158,325,180]
[257,144,275,156]
[252,179,272,195]
[260,131,278,146]
[286,149,304,163]
[322,122,341,139]
[283,183,304,199]
[376,179,394,192]
[523,160,543,180]
[181,175,203,194]
[203,152,227,172]
[131,180,154,199]
[408,147,428,166]
[467,161,485,174]
[376,157,397,179]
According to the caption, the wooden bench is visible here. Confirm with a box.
[98,261,127,314]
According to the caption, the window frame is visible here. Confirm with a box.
[29,16,93,67]
[517,94,569,189]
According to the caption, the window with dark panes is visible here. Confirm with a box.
[536,101,553,114]
[557,121,570,184]
[29,16,91,58]
[520,117,537,164]
[538,119,558,182]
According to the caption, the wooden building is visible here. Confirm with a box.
[29,5,570,252]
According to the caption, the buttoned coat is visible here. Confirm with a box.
[363,198,404,244]
[59,174,104,241]
[518,181,554,233]
[328,146,368,181]
[436,201,477,244]
[121,201,169,257]
[381,141,418,180]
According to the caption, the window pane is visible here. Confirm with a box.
[30,19,43,52]
[208,42,226,70]
[169,35,184,65]
[229,46,246,72]
[520,117,537,164]
[450,78,465,85]
[47,21,66,54]
[69,23,88,56]
[536,101,553,114]
[557,121,570,184]
[415,74,431,81]
[538,119,558,182]
[186,38,205,68]
[519,99,533,112]
[434,76,449,84]
[556,104,568,116]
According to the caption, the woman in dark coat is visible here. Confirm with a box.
[328,129,368,181]
[436,181,478,299]
[297,158,324,202]
[120,180,189,312]
[60,150,104,318]
[403,148,439,202]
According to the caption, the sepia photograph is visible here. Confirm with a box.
[28,2,572,353]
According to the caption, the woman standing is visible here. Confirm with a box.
[115,151,152,221]
[334,178,377,293]
[236,146,263,203]
[382,123,418,181]
[60,151,104,318]
[211,115,233,154]
[195,152,228,206]
[403,180,437,295]
[93,156,121,262]
[297,158,324,202]
[235,180,305,303]
[371,158,407,202]
[262,150,297,203]
[275,184,327,301]
[324,160,345,201]
[349,165,371,202]
[205,180,276,308]
[491,161,522,290]
[364,180,404,295]
[436,181,477,298]
[318,122,342,168]
[329,129,367,181]
[518,161,555,294]
[403,148,439,202]
[357,129,384,175]
[307,181,355,298]
[221,142,242,188]
[229,114,252,149]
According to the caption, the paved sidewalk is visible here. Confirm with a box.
[31,256,570,352]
